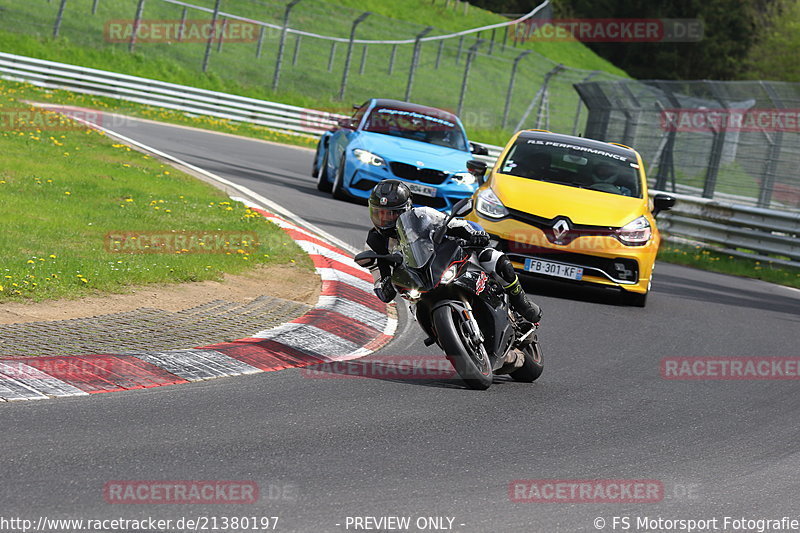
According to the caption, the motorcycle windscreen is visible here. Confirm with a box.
[395,209,444,269]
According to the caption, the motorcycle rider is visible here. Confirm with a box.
[366,179,542,324]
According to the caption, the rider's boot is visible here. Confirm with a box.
[503,277,542,324]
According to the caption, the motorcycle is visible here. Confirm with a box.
[354,197,543,390]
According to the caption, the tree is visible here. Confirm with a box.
[746,0,800,81]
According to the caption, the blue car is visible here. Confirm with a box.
[313,99,488,211]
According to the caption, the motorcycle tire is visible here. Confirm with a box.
[432,306,493,390]
[510,337,544,383]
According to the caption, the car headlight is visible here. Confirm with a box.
[475,188,508,219]
[453,172,477,186]
[616,216,652,246]
[440,264,458,284]
[353,148,385,166]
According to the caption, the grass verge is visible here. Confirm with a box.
[657,242,800,289]
[0,79,313,303]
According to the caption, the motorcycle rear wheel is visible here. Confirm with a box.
[432,306,493,390]
[510,338,544,382]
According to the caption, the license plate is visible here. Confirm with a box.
[524,258,583,280]
[406,183,436,197]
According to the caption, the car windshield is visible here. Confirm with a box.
[363,106,468,151]
[395,209,443,269]
[499,138,643,198]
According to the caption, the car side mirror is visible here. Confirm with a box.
[466,159,488,185]
[354,250,378,269]
[451,198,473,218]
[652,194,676,218]
[469,142,489,156]
[337,117,355,129]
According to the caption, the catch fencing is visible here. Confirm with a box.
[576,79,800,213]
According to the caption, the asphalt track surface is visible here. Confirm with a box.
[1,118,799,533]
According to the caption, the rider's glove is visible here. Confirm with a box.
[466,232,490,248]
[374,276,396,303]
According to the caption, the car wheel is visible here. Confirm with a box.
[316,149,332,193]
[332,155,350,201]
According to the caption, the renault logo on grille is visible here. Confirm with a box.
[552,219,570,242]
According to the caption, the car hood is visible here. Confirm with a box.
[355,132,471,172]
[493,174,647,227]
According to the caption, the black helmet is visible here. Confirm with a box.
[369,179,412,236]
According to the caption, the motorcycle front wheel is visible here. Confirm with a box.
[432,306,493,390]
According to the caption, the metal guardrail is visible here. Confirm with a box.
[0,52,344,137]
[2,52,796,268]
[650,190,800,268]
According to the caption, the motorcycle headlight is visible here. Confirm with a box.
[475,188,508,219]
[353,148,385,167]
[616,216,652,246]
[453,172,477,186]
[440,264,458,284]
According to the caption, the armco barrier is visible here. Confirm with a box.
[650,190,800,268]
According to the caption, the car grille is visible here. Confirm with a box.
[506,208,617,245]
[390,162,450,185]
[503,241,639,283]
[411,194,447,209]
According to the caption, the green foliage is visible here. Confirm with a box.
[746,0,800,81]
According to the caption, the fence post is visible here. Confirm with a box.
[327,42,337,72]
[178,7,188,42]
[457,39,483,117]
[501,50,531,129]
[216,18,227,53]
[702,83,727,199]
[292,34,302,66]
[759,82,785,208]
[358,44,368,74]
[338,11,371,100]
[455,35,464,64]
[488,27,495,55]
[434,39,444,69]
[53,0,69,38]
[515,64,564,132]
[405,26,433,101]
[92,0,99,15]
[255,26,266,57]
[128,0,146,53]
[388,44,397,75]
[272,0,303,92]
[571,71,599,135]
[201,0,221,72]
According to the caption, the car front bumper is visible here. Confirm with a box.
[466,212,659,294]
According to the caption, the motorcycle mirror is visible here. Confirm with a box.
[451,198,473,218]
[354,250,379,269]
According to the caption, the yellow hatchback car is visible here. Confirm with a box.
[465,130,675,307]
